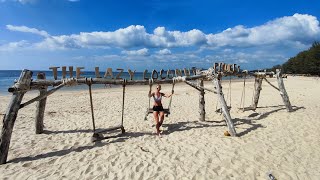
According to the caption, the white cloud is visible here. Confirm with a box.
[3,14,320,69]
[206,13,320,47]
[6,25,50,37]
[25,25,209,50]
[121,48,149,56]
[6,14,319,51]
[0,40,30,51]
[150,27,207,47]
[157,48,171,55]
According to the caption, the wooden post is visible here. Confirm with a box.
[213,76,237,136]
[35,72,47,134]
[198,79,205,121]
[0,69,32,164]
[251,77,263,110]
[276,69,293,112]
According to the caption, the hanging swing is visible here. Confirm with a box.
[215,76,232,113]
[87,78,126,142]
[144,79,175,120]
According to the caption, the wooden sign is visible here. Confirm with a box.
[49,66,197,80]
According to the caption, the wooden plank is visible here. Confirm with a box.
[251,77,263,110]
[213,76,237,136]
[147,108,170,114]
[276,69,293,112]
[94,125,124,134]
[0,69,32,164]
[198,79,205,121]
[35,72,47,134]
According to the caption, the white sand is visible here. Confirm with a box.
[0,77,320,179]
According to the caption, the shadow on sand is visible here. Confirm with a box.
[8,105,304,164]
[235,105,305,137]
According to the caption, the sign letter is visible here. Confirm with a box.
[49,66,60,80]
[76,67,85,78]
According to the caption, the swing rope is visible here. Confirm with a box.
[226,76,232,107]
[121,79,127,126]
[215,77,222,114]
[167,79,175,111]
[239,74,246,111]
[148,79,153,110]
[251,78,256,105]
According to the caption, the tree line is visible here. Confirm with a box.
[268,42,320,76]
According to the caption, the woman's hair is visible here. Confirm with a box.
[156,84,161,89]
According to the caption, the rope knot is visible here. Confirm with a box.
[173,76,186,82]
[62,78,77,87]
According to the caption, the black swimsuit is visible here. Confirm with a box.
[153,105,164,112]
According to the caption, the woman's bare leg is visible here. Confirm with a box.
[153,111,160,135]
[159,111,165,126]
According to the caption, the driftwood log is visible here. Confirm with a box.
[0,69,32,164]
[251,77,263,110]
[23,74,208,90]
[35,73,47,134]
[276,69,293,112]
[198,79,205,121]
[213,75,237,136]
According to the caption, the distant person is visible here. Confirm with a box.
[148,84,173,136]
[104,84,112,88]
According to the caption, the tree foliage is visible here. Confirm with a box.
[281,42,320,75]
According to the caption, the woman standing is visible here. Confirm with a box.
[148,84,173,136]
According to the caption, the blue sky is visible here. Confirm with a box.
[0,0,320,71]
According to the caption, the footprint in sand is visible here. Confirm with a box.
[79,157,85,162]
[135,163,145,172]
[22,162,32,167]
[48,158,57,165]
[84,164,94,174]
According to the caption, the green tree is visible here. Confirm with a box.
[281,42,320,75]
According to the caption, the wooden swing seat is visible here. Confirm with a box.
[146,108,170,115]
[92,125,125,142]
[94,125,125,134]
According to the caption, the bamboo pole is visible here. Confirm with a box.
[0,69,32,164]
[251,77,263,110]
[35,72,47,134]
[198,79,205,121]
[276,69,293,112]
[213,76,237,136]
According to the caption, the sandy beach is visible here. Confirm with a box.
[0,76,319,179]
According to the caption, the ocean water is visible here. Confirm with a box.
[0,70,150,95]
